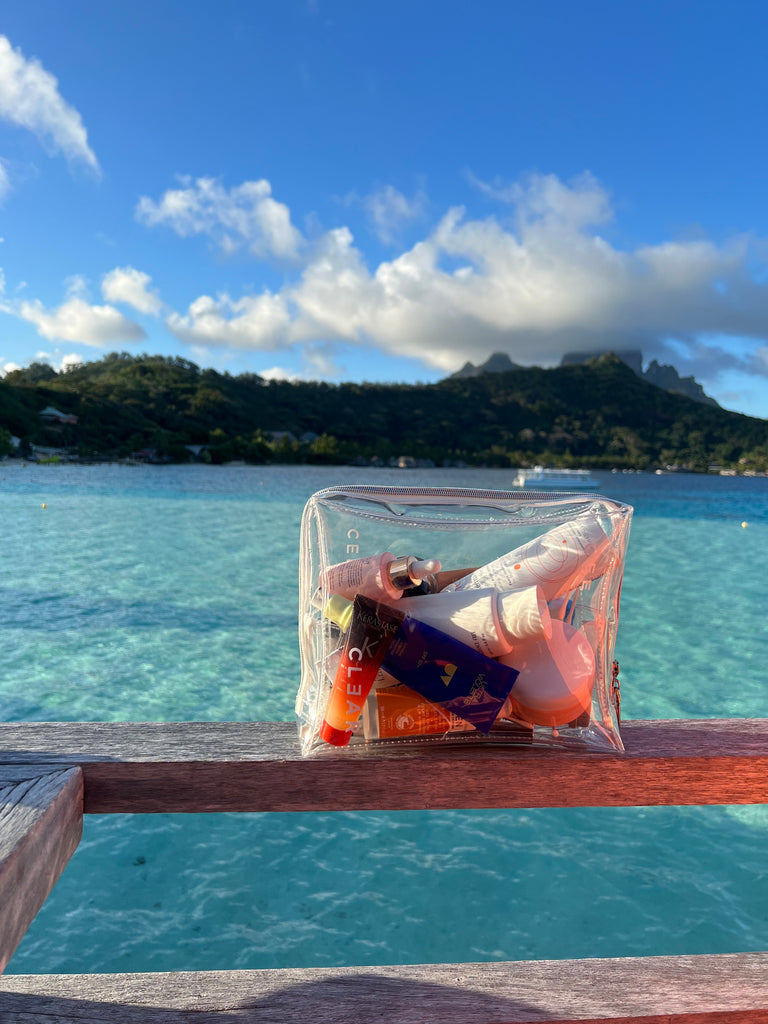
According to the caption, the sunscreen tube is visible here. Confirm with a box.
[319,595,405,746]
[396,586,551,658]
[381,617,519,733]
[498,620,595,727]
[320,553,441,601]
[363,684,476,740]
[444,515,611,602]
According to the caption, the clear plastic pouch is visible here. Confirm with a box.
[297,485,632,755]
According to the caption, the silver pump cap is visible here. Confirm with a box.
[387,555,441,591]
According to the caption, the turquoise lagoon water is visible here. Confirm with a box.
[2,462,767,973]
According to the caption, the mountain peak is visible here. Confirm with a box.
[447,348,718,406]
[562,349,644,376]
[449,353,521,378]
[561,350,718,407]
[642,358,718,407]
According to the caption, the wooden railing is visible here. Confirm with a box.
[1,720,767,1022]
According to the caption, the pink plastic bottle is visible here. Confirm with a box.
[320,553,441,601]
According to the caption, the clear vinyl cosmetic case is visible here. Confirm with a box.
[296,485,632,756]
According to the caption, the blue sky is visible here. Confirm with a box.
[1,1,768,418]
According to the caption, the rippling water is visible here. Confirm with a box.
[2,462,767,973]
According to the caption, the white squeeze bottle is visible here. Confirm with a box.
[443,515,611,602]
[396,586,551,658]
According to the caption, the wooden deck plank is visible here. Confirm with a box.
[0,766,83,976]
[1,953,767,1022]
[0,721,767,813]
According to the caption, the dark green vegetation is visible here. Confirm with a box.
[1,351,767,472]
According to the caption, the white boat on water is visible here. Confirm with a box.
[512,465,598,489]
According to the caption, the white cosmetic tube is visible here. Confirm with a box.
[443,515,611,602]
[397,585,551,659]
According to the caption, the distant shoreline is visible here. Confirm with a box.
[3,455,767,479]
[3,353,767,476]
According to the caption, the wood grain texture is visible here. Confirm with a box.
[0,766,82,975]
[1,953,767,1022]
[1,720,767,813]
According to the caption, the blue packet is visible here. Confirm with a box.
[382,616,519,733]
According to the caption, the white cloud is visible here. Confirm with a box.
[10,170,768,395]
[469,170,613,229]
[136,176,305,261]
[0,267,11,317]
[465,170,519,205]
[160,172,768,391]
[166,290,293,350]
[8,273,143,347]
[514,171,613,229]
[102,266,163,315]
[0,159,10,202]
[0,35,100,174]
[289,226,376,343]
[62,273,89,299]
[18,295,145,345]
[364,184,427,245]
[0,360,20,376]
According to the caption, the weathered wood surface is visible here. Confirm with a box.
[0,766,82,976]
[1,720,767,813]
[1,953,767,1022]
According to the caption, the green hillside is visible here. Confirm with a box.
[1,351,767,473]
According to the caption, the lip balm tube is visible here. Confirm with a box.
[396,586,551,658]
[497,620,595,727]
[363,684,476,740]
[322,593,355,632]
[443,515,611,602]
[320,553,441,602]
[319,595,405,746]
[381,617,519,733]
